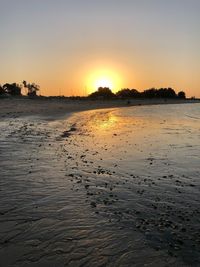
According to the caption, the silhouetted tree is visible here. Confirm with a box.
[116,88,140,98]
[88,87,116,99]
[23,81,40,96]
[177,91,186,99]
[167,88,177,98]
[116,88,131,98]
[142,88,157,98]
[131,89,141,98]
[157,88,176,98]
[3,83,21,95]
[0,85,6,95]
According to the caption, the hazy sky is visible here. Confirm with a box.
[0,0,200,97]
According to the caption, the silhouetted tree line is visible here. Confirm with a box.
[0,82,186,99]
[88,87,186,99]
[0,81,39,97]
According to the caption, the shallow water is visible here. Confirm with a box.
[0,103,200,266]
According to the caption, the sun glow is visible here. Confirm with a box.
[95,78,113,90]
[85,68,122,95]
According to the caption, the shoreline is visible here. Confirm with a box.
[0,99,200,266]
[0,97,199,120]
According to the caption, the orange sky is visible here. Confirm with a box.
[0,0,200,97]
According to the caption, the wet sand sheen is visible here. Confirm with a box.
[0,103,200,266]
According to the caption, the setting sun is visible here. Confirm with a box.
[95,78,113,90]
[85,68,123,95]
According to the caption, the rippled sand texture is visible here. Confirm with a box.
[0,103,200,266]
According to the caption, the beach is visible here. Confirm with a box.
[0,98,200,266]
[0,97,198,120]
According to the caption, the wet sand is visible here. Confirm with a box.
[0,99,200,266]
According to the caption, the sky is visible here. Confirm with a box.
[0,0,200,97]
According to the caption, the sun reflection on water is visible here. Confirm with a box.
[97,113,118,130]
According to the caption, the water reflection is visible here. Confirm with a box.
[93,112,119,130]
[79,110,121,133]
